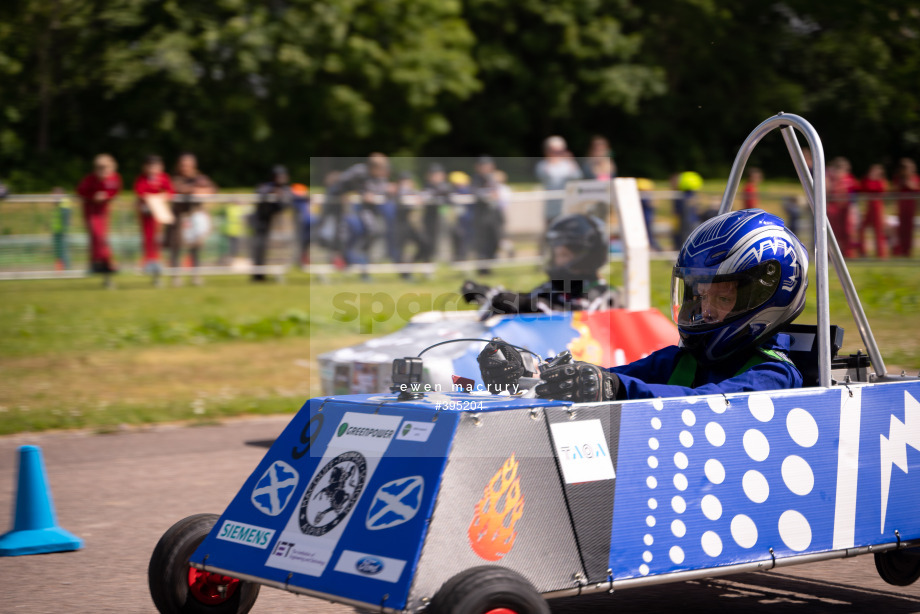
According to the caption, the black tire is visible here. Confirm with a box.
[427,566,550,614]
[875,549,920,586]
[148,513,260,614]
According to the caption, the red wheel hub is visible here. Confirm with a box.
[485,610,518,614]
[187,567,240,605]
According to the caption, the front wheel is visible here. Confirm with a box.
[875,549,920,586]
[148,513,260,614]
[427,566,549,614]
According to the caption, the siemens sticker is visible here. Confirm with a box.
[216,520,276,549]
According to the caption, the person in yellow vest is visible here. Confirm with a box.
[51,188,73,271]
[219,201,248,265]
[50,187,72,270]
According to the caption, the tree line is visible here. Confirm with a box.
[1,0,917,189]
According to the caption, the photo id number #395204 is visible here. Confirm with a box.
[435,400,483,411]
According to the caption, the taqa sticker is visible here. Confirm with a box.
[550,419,615,484]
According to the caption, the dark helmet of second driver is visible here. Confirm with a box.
[671,209,808,364]
[544,214,608,281]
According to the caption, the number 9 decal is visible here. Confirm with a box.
[292,413,324,460]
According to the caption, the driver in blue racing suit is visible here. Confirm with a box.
[479,209,808,401]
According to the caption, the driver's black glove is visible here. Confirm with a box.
[477,337,530,393]
[536,361,620,402]
[461,280,491,304]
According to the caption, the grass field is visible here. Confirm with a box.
[1,258,919,435]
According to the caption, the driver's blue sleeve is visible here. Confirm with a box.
[607,346,802,400]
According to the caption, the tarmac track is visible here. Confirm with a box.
[1,416,919,614]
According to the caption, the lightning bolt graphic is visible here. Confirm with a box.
[879,391,920,533]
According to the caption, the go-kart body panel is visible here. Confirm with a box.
[188,393,567,610]
[190,380,920,611]
[318,308,678,395]
[189,398,460,610]
[607,382,920,580]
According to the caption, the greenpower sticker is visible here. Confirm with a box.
[216,519,276,549]
[337,423,349,437]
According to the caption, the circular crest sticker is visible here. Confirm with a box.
[299,451,367,536]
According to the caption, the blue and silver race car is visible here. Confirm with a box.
[148,114,920,614]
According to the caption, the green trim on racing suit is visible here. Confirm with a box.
[666,347,793,388]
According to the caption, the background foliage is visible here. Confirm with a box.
[1,0,918,189]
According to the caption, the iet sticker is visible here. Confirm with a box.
[216,520,276,549]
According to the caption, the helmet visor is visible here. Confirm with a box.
[671,260,782,330]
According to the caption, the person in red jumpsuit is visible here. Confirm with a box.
[742,167,763,209]
[893,158,920,257]
[826,157,858,257]
[133,155,174,283]
[858,163,889,258]
[76,154,122,275]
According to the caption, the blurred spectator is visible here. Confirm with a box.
[0,178,8,199]
[894,158,920,257]
[183,206,212,285]
[590,157,615,181]
[472,156,501,273]
[742,167,763,209]
[582,135,616,179]
[858,163,889,258]
[671,171,703,249]
[316,170,344,267]
[324,153,391,265]
[133,155,174,284]
[169,153,217,283]
[801,147,814,174]
[827,156,858,257]
[50,187,72,270]
[291,183,311,265]
[393,171,425,274]
[76,153,122,277]
[493,169,515,258]
[252,165,292,281]
[782,196,803,243]
[635,178,662,251]
[535,135,582,227]
[449,170,473,261]
[419,163,452,263]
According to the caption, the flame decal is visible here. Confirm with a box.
[468,454,525,561]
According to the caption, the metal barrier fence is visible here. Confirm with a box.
[0,188,914,279]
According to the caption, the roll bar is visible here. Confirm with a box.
[717,113,886,387]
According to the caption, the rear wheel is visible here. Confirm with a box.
[427,566,549,614]
[149,513,260,614]
[875,549,920,586]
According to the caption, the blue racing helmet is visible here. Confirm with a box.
[670,209,808,364]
